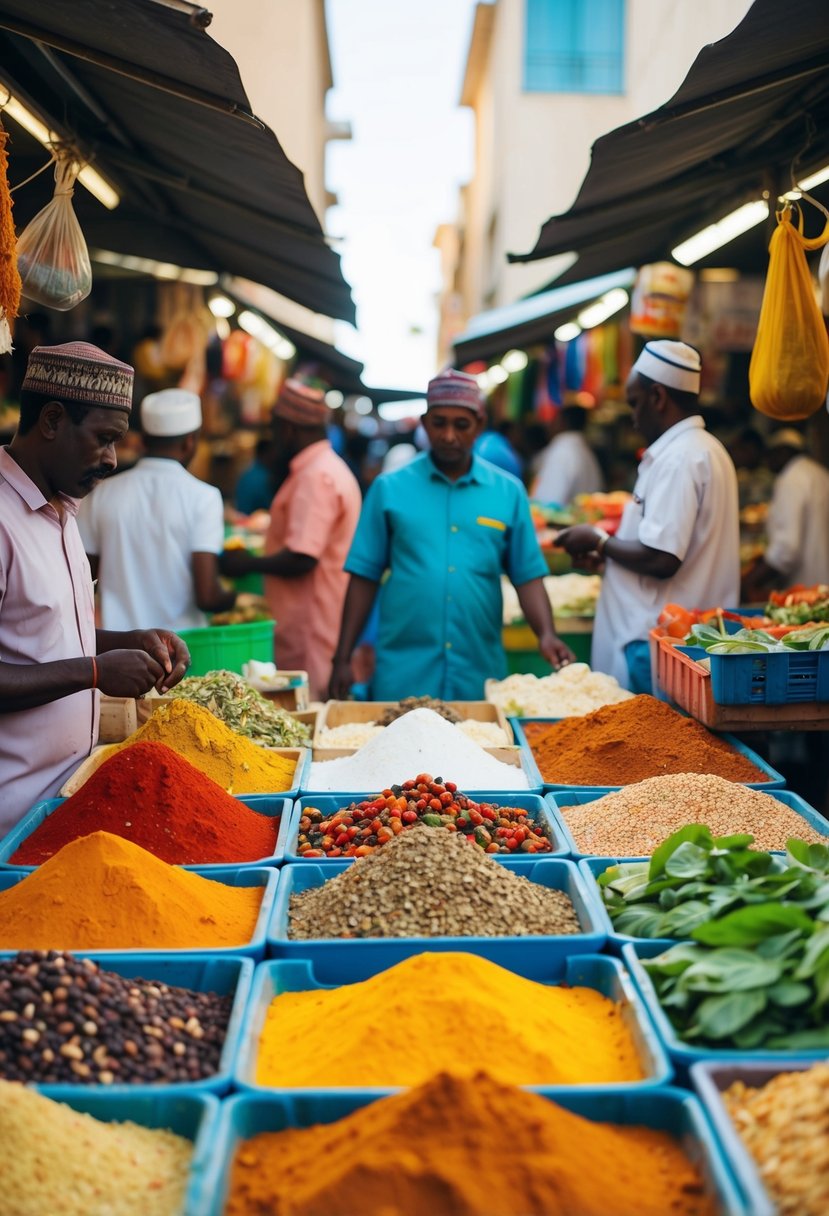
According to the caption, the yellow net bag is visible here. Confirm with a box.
[749,203,829,420]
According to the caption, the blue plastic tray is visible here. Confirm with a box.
[233,953,672,1093]
[21,1090,219,1216]
[678,642,829,705]
[283,792,567,864]
[267,857,605,980]
[0,866,278,960]
[511,716,787,790]
[0,795,292,873]
[1,953,253,1097]
[192,1086,744,1216]
[691,1059,821,1216]
[623,941,829,1077]
[551,787,827,862]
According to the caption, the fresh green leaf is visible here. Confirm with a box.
[680,950,783,992]
[612,906,667,939]
[733,1015,787,1049]
[712,833,756,850]
[642,943,705,976]
[766,980,812,1007]
[655,900,713,939]
[665,841,711,880]
[793,926,829,979]
[756,929,808,959]
[648,825,712,881]
[690,989,768,1039]
[692,903,815,947]
[766,1027,829,1049]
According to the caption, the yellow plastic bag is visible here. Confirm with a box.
[749,203,829,420]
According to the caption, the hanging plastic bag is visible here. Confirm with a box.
[749,202,829,420]
[819,241,829,316]
[16,154,92,310]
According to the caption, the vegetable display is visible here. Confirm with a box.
[685,622,829,655]
[767,584,829,625]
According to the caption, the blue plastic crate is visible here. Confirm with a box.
[4,953,254,1096]
[622,941,829,1078]
[19,1090,219,1216]
[691,1059,821,1216]
[0,866,278,960]
[512,717,786,790]
[551,787,828,862]
[677,643,829,705]
[0,796,292,873]
[266,857,605,980]
[233,953,672,1094]
[283,792,567,864]
[192,1086,744,1216]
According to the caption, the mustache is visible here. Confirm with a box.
[80,466,114,487]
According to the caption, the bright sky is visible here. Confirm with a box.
[325,0,479,392]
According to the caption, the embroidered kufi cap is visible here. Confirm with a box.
[272,379,329,426]
[22,342,134,411]
[426,368,485,416]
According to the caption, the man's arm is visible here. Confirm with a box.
[0,649,166,712]
[219,547,318,579]
[328,574,380,698]
[514,578,576,668]
[97,628,190,692]
[556,525,681,579]
[192,552,237,613]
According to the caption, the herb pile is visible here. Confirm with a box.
[165,670,310,747]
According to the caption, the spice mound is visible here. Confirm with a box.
[723,1063,829,1216]
[226,1071,714,1216]
[65,699,297,796]
[0,831,263,951]
[11,741,278,866]
[560,773,826,855]
[0,1080,192,1216]
[0,951,232,1086]
[255,951,644,1087]
[166,669,310,746]
[309,708,527,792]
[377,695,463,724]
[525,695,766,785]
[289,825,579,939]
[297,773,552,858]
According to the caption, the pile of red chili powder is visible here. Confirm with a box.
[10,741,278,866]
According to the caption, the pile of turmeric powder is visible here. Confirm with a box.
[254,952,645,1087]
[63,700,298,796]
[226,1071,716,1216]
[0,831,263,950]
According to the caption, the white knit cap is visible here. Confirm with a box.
[141,389,202,436]
[632,340,701,394]
[768,428,806,450]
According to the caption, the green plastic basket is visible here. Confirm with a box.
[177,620,275,677]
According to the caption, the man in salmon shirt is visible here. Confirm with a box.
[221,379,361,699]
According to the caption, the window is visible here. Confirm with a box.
[524,0,625,94]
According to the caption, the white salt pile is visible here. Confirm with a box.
[308,707,529,792]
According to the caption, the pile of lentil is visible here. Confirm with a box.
[0,951,232,1086]
[296,774,553,858]
[524,695,766,785]
[0,1080,192,1216]
[558,773,826,855]
[166,669,310,747]
[289,824,579,939]
[723,1064,829,1216]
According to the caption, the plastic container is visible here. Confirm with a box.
[676,642,829,706]
[29,1089,219,1216]
[691,1059,822,1216]
[233,953,672,1094]
[176,619,274,677]
[283,792,566,865]
[267,857,605,980]
[0,866,278,961]
[622,940,829,1077]
[193,1085,744,1216]
[6,953,254,1097]
[511,716,787,790]
[549,787,828,862]
[0,796,293,873]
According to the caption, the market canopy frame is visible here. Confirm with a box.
[508,0,829,287]
[0,0,356,323]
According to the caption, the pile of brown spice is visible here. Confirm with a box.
[524,696,766,785]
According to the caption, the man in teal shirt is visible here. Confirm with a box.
[329,369,574,700]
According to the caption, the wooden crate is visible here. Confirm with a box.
[97,695,137,744]
[255,671,310,711]
[313,699,514,755]
[61,744,307,798]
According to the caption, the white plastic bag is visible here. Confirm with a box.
[16,155,92,310]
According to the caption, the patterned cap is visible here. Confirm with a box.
[271,378,329,426]
[22,342,134,411]
[426,368,484,416]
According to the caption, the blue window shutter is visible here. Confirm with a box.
[524,0,625,94]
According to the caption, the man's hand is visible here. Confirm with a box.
[554,525,604,557]
[96,650,165,697]
[328,656,355,700]
[538,631,576,671]
[134,629,191,692]
[219,549,256,578]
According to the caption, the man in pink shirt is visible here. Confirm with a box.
[0,342,190,833]
[221,380,361,699]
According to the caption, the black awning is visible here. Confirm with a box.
[509,0,829,280]
[0,0,356,322]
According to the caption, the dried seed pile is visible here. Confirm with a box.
[377,696,463,725]
[558,773,826,855]
[0,951,232,1085]
[723,1064,829,1216]
[289,824,580,939]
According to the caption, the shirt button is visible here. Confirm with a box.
[450,525,458,532]
[448,565,455,573]
[445,641,452,649]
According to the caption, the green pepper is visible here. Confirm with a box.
[421,813,443,827]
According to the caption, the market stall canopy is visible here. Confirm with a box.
[508,0,829,287]
[453,269,635,365]
[0,0,356,322]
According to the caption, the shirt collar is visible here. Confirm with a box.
[641,415,705,465]
[428,451,488,486]
[0,446,79,516]
[289,438,330,474]
[138,456,187,472]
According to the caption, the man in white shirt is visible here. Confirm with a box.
[79,389,235,631]
[555,341,739,691]
[531,406,604,505]
[743,428,829,595]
